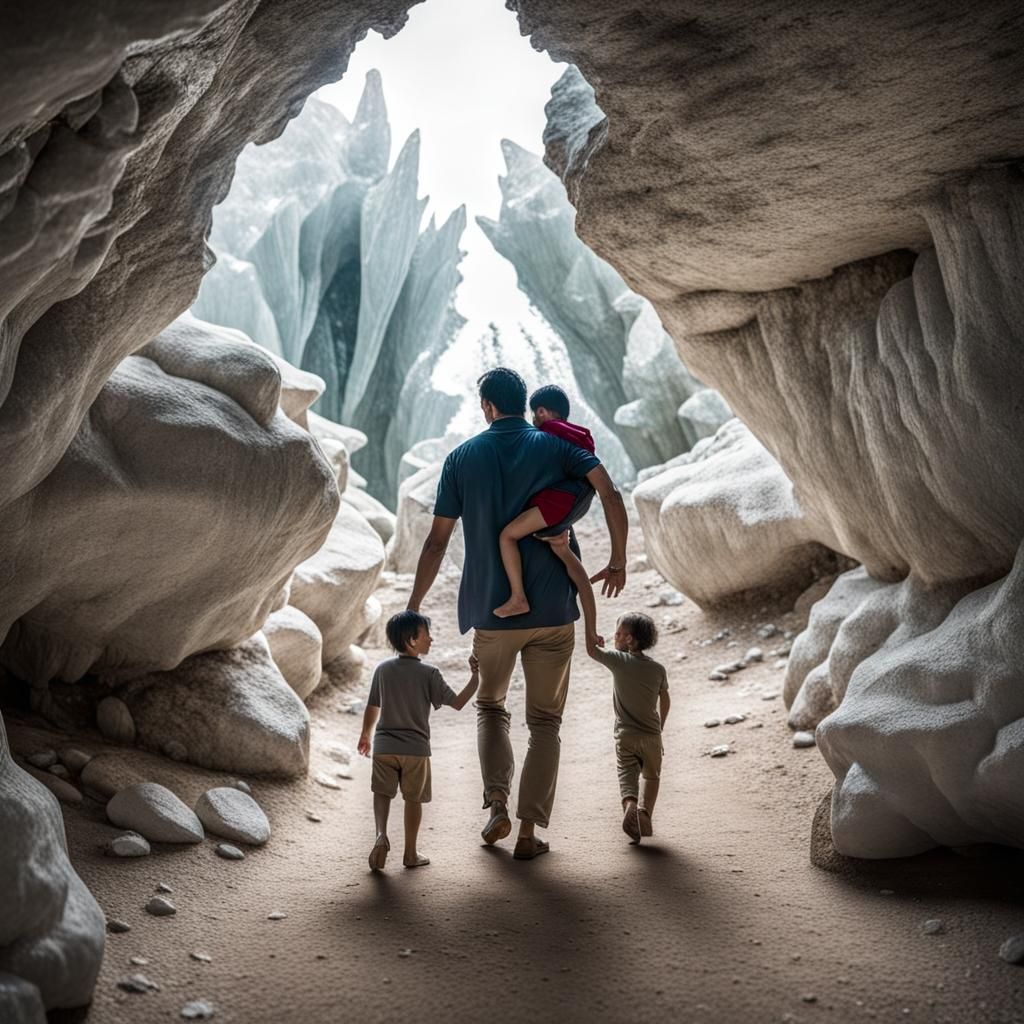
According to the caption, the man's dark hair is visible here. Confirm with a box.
[478,367,527,416]
[619,612,658,652]
[385,610,430,654]
[529,384,571,420]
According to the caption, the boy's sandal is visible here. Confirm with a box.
[637,808,654,837]
[512,837,550,860]
[622,805,641,844]
[481,805,512,846]
[368,834,390,871]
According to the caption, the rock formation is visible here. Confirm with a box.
[478,127,701,472]
[193,73,465,503]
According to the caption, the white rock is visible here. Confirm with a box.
[709,671,728,682]
[233,780,251,794]
[106,832,151,858]
[107,783,204,844]
[792,731,816,749]
[314,772,342,790]
[215,844,245,861]
[704,719,721,728]
[709,745,730,758]
[195,788,270,846]
[386,461,465,574]
[181,1000,216,1019]
[0,714,105,1011]
[263,604,323,700]
[744,647,764,664]
[724,714,746,725]
[97,697,136,745]
[118,973,160,993]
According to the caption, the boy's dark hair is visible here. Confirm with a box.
[385,610,430,654]
[478,367,527,415]
[619,612,658,652]
[529,384,571,420]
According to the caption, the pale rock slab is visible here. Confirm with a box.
[106,783,204,844]
[107,636,311,777]
[343,487,397,545]
[195,787,271,846]
[289,504,386,666]
[633,420,837,607]
[0,713,105,1010]
[677,389,734,448]
[386,461,465,574]
[263,606,323,701]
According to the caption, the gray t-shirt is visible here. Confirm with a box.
[367,656,459,756]
[592,648,668,737]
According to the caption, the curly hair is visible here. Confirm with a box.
[619,612,658,651]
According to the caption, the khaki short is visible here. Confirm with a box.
[372,754,432,803]
[615,731,663,801]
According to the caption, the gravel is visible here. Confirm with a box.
[998,935,1024,964]
[106,832,151,858]
[792,731,816,748]
[181,999,216,1019]
[922,919,945,935]
[145,896,176,917]
[215,843,245,861]
[107,919,131,934]
[709,745,730,758]
[117,974,160,993]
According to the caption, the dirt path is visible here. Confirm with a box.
[13,519,1024,1023]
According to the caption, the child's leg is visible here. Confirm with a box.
[402,800,429,867]
[639,778,660,815]
[373,793,391,837]
[542,531,603,647]
[637,738,662,837]
[616,738,642,843]
[494,507,549,618]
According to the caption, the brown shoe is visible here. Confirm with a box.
[622,805,641,844]
[638,808,653,837]
[513,837,550,860]
[481,804,512,845]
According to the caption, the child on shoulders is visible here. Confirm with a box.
[586,612,670,844]
[358,610,479,871]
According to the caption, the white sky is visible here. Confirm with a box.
[315,0,565,339]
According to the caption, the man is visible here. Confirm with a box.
[407,367,627,860]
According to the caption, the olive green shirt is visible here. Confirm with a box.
[592,648,668,737]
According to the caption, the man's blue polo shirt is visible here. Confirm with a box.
[434,416,601,634]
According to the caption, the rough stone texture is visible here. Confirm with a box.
[195,787,271,846]
[633,420,839,607]
[289,503,386,667]
[0,713,105,1010]
[342,486,397,545]
[262,605,323,701]
[106,783,204,844]
[677,389,734,449]
[386,459,466,574]
[0,972,46,1024]
[105,636,311,777]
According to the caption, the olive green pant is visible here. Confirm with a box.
[473,623,575,829]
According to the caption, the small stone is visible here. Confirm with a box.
[793,731,816,748]
[195,787,271,845]
[97,696,136,745]
[922,919,945,935]
[314,771,342,789]
[773,659,788,670]
[709,671,728,682]
[190,952,212,963]
[157,883,173,893]
[107,918,131,934]
[998,935,1024,964]
[760,692,779,701]
[215,843,245,861]
[106,832,151,858]
[713,661,744,675]
[345,700,366,716]
[145,896,176,917]
[48,763,70,779]
[704,719,721,728]
[755,623,779,639]
[709,745,730,758]
[749,722,764,729]
[305,811,323,823]
[234,780,252,794]
[117,973,160,993]
[726,640,739,648]
[743,647,764,663]
[323,742,352,765]
[773,640,793,657]
[675,653,687,661]
[26,750,58,769]
[267,911,287,920]
[724,714,746,725]
[801,994,818,1004]
[334,766,353,780]
[398,948,415,958]
[107,783,204,844]
[59,746,94,773]
[129,956,149,966]
[181,1000,216,1019]
[713,628,731,641]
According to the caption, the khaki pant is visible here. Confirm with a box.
[371,754,432,803]
[615,731,663,802]
[473,623,575,829]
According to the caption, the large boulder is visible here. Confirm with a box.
[386,461,466,574]
[633,420,838,607]
[262,606,323,701]
[0,712,104,1011]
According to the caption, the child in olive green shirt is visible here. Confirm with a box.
[587,612,670,844]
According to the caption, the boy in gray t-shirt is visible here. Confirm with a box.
[358,610,478,871]
[587,612,671,844]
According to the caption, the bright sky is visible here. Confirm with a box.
[315,0,565,339]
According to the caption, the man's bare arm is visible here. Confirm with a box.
[407,515,458,611]
[585,464,628,598]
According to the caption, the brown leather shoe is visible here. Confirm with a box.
[513,837,550,860]
[481,804,512,845]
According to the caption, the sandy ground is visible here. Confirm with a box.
[8,517,1024,1024]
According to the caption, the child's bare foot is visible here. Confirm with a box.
[622,803,641,844]
[494,596,530,618]
[638,808,653,837]
[369,833,390,871]
[403,853,430,868]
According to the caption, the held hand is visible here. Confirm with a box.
[468,653,480,674]
[589,564,626,598]
[587,632,605,650]
[357,733,371,757]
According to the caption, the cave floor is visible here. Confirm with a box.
[13,518,1024,1024]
